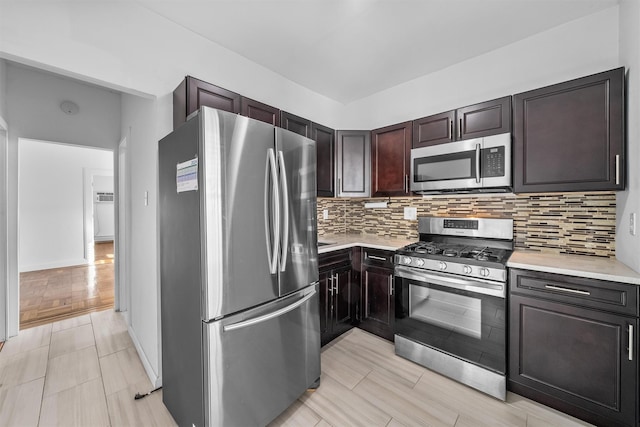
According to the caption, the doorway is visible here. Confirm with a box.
[18,139,115,329]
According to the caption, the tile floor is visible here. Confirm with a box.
[0,313,594,427]
[0,310,175,426]
[269,329,594,427]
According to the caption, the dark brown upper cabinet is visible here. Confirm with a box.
[336,130,371,198]
[413,96,511,148]
[312,123,336,197]
[173,76,241,129]
[371,121,412,197]
[240,97,280,127]
[281,111,335,197]
[280,111,312,137]
[513,67,625,193]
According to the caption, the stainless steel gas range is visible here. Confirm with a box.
[394,216,513,401]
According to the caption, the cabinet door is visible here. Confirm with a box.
[240,97,280,126]
[281,111,312,137]
[318,270,332,346]
[412,110,455,148]
[371,121,412,197]
[361,265,394,341]
[333,266,354,336]
[513,68,624,193]
[336,130,371,197]
[456,96,511,141]
[173,76,241,129]
[312,123,336,197]
[509,294,637,426]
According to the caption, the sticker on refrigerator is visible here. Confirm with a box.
[176,158,198,193]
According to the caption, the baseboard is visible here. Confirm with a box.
[19,258,88,272]
[128,324,162,388]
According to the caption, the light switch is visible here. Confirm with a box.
[630,212,636,236]
[323,209,329,220]
[144,191,149,206]
[404,207,417,220]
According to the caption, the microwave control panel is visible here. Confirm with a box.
[481,146,505,177]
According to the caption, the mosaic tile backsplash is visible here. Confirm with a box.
[318,192,616,258]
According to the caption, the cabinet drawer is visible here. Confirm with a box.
[319,249,352,271]
[510,268,639,316]
[362,248,394,269]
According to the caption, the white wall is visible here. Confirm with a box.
[338,7,620,129]
[19,140,112,271]
[0,60,7,119]
[616,0,640,271]
[0,1,341,128]
[0,60,7,340]
[5,63,120,336]
[120,93,167,386]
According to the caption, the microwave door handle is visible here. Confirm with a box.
[475,143,481,184]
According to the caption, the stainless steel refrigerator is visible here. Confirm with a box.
[158,107,320,427]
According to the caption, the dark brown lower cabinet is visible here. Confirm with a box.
[360,265,394,341]
[358,248,395,341]
[509,269,638,427]
[319,250,356,346]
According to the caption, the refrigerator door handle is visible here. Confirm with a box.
[223,288,317,332]
[264,149,280,274]
[277,150,290,272]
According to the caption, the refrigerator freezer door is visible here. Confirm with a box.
[201,109,281,320]
[275,128,319,296]
[203,285,321,426]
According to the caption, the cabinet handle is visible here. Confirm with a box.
[338,177,342,195]
[365,271,369,318]
[389,274,393,296]
[368,255,387,262]
[544,284,590,296]
[405,174,409,193]
[629,324,634,361]
[450,121,454,141]
[334,273,339,294]
[329,275,334,296]
[616,154,620,186]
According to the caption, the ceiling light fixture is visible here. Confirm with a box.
[60,100,79,115]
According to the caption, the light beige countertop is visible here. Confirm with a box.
[507,250,640,285]
[317,233,413,254]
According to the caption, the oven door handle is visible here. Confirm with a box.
[394,265,506,298]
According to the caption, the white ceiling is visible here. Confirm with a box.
[136,0,619,104]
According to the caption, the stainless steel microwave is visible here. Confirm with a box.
[410,133,512,194]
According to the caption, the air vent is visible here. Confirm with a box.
[96,192,114,202]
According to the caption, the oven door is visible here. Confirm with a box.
[394,265,506,374]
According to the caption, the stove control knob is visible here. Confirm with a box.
[403,256,412,265]
[463,265,473,274]
[480,268,490,277]
[438,261,447,271]
[416,259,425,267]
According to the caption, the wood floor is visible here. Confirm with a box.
[19,242,115,329]
[0,318,593,427]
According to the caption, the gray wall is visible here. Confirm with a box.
[5,63,121,337]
